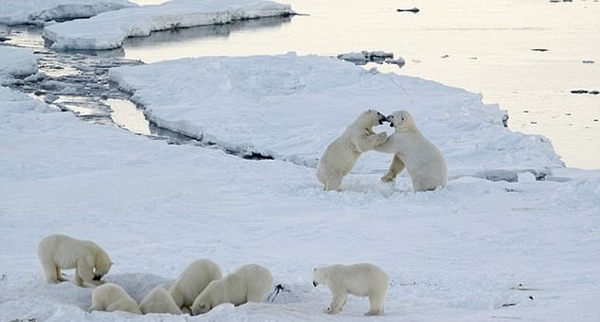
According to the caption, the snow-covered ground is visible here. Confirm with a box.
[1,1,600,321]
[2,43,599,322]
[42,0,294,50]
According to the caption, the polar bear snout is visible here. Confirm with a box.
[377,112,387,125]
[385,115,395,127]
[312,280,318,287]
[93,274,103,281]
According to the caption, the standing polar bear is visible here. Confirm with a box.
[90,283,141,314]
[191,264,273,315]
[317,109,388,191]
[313,263,389,316]
[169,258,222,313]
[375,110,447,191]
[139,287,182,315]
[37,234,112,287]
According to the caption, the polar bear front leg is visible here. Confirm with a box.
[326,292,347,314]
[75,260,95,287]
[381,154,405,182]
[355,132,387,153]
[323,175,343,191]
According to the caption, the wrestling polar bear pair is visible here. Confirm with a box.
[317,109,447,192]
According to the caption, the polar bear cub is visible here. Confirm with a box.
[317,109,388,191]
[37,234,112,287]
[191,264,273,315]
[169,258,222,313]
[375,110,447,191]
[313,263,389,316]
[139,287,182,315]
[90,283,141,314]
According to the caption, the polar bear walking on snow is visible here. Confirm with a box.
[37,234,112,287]
[375,110,447,191]
[90,283,141,314]
[169,258,222,314]
[313,263,389,316]
[317,109,388,191]
[191,263,273,315]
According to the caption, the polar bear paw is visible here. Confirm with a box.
[374,132,387,145]
[381,173,396,182]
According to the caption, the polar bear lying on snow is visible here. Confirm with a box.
[313,263,389,316]
[139,287,182,315]
[191,263,273,315]
[317,109,388,191]
[90,283,141,314]
[37,234,112,287]
[169,258,222,313]
[375,110,447,191]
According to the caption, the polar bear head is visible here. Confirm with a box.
[385,110,415,132]
[92,249,113,281]
[351,109,387,132]
[312,265,342,287]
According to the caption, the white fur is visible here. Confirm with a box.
[191,264,273,315]
[90,283,141,314]
[375,110,447,191]
[139,287,182,315]
[312,263,389,316]
[317,109,388,191]
[37,234,112,287]
[168,258,222,313]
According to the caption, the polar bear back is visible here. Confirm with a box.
[139,287,181,315]
[90,283,141,314]
[169,258,222,309]
[38,234,106,269]
[191,264,273,314]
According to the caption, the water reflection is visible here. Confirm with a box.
[123,16,293,61]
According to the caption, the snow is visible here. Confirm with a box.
[1,5,600,322]
[42,0,295,50]
[0,0,136,26]
[108,52,563,177]
[0,47,38,84]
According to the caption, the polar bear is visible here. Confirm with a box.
[316,109,388,191]
[169,258,222,313]
[312,263,389,316]
[375,110,447,191]
[90,283,141,314]
[191,263,273,315]
[139,287,182,315]
[37,234,112,287]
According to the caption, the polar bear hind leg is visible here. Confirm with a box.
[365,293,386,316]
[381,155,405,182]
[325,177,342,191]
